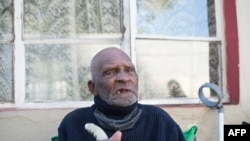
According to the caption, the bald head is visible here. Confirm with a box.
[90,47,132,80]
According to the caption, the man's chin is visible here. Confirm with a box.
[112,97,137,107]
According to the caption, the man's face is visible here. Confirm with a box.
[92,49,138,107]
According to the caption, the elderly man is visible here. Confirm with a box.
[58,47,185,141]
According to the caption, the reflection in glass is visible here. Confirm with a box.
[137,0,215,37]
[136,40,209,100]
[0,44,13,102]
[136,0,220,100]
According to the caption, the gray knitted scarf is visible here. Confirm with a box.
[94,107,142,131]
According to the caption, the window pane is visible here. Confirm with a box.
[137,0,216,37]
[136,40,209,100]
[25,44,117,102]
[0,0,14,40]
[0,44,13,102]
[23,0,122,39]
[0,0,13,102]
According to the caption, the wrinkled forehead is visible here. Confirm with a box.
[91,48,133,71]
[99,49,131,64]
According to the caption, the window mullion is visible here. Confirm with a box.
[215,0,223,38]
[14,0,25,107]
[129,0,137,67]
[215,0,227,97]
[136,35,222,42]
[121,0,132,57]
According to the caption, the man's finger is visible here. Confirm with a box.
[110,131,122,141]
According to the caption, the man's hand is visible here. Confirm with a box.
[102,131,122,141]
[85,123,121,141]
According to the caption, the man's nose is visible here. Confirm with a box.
[116,71,130,82]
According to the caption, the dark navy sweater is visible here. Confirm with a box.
[58,99,185,141]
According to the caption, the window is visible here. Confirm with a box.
[134,0,224,104]
[0,0,239,108]
[23,0,123,103]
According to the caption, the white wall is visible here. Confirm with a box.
[0,0,250,141]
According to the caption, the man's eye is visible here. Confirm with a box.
[126,67,135,72]
[105,70,116,76]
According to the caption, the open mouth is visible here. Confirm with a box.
[116,88,131,94]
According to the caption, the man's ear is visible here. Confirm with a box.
[88,80,97,96]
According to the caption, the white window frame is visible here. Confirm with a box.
[129,0,228,105]
[0,0,227,109]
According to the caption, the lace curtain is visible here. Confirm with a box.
[24,0,122,39]
[24,0,122,101]
[0,0,122,102]
[0,0,13,102]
